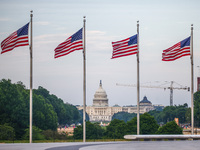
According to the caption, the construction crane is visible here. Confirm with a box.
[116,81,190,106]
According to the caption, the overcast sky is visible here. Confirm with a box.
[0,0,200,107]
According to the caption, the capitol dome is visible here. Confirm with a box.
[93,80,108,107]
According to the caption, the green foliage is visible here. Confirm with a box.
[65,104,80,124]
[127,113,159,134]
[0,124,15,140]
[148,103,189,124]
[42,129,68,140]
[73,125,83,139]
[112,112,137,122]
[34,86,81,125]
[156,121,182,134]
[23,126,45,140]
[0,79,81,139]
[140,113,159,134]
[73,121,105,139]
[78,109,89,123]
[106,119,127,139]
[42,129,55,140]
[33,94,58,131]
[194,91,200,127]
[0,79,29,139]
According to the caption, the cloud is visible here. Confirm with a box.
[0,18,10,21]
[34,21,50,26]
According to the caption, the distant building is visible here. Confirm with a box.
[77,81,164,122]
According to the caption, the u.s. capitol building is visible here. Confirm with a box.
[77,81,163,122]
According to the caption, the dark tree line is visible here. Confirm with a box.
[112,91,200,128]
[148,103,190,125]
[73,113,182,140]
[112,111,137,122]
[194,90,200,127]
[0,79,81,139]
[112,104,190,125]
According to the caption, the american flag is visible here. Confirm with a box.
[162,37,191,61]
[111,34,138,59]
[1,23,29,54]
[54,28,83,58]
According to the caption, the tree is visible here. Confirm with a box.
[106,119,127,139]
[148,110,164,124]
[148,103,190,124]
[78,109,89,124]
[156,121,182,134]
[33,94,58,131]
[194,91,200,127]
[0,79,81,139]
[34,86,81,125]
[112,112,137,122]
[127,113,159,134]
[0,79,29,139]
[65,103,80,124]
[0,124,15,140]
[175,104,188,124]
[73,125,83,139]
[185,107,191,123]
[73,121,105,139]
[23,126,45,140]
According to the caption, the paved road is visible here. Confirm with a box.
[0,141,200,150]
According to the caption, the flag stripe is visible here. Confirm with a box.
[1,23,29,54]
[162,53,190,61]
[54,40,83,58]
[111,34,138,59]
[112,45,137,53]
[55,41,83,58]
[54,28,83,58]
[54,39,82,53]
[162,47,190,57]
[112,51,138,59]
[162,37,191,61]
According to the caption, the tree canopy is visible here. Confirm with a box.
[194,90,200,127]
[0,79,81,139]
[148,103,189,124]
[106,119,127,139]
[127,113,159,135]
[73,121,105,139]
[156,121,182,134]
[112,112,137,122]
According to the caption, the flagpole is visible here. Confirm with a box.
[29,10,33,143]
[83,16,86,142]
[191,24,194,135]
[136,20,140,135]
